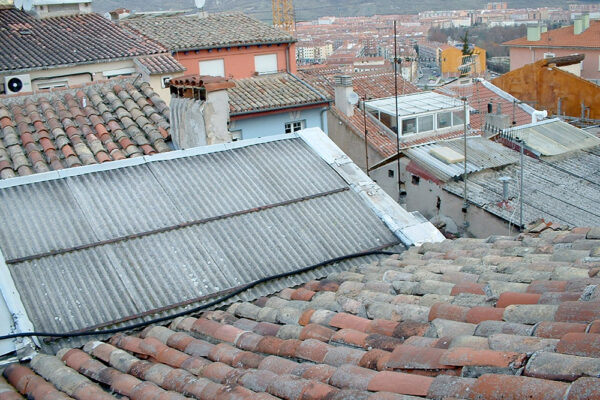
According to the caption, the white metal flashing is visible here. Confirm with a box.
[0,134,298,190]
[0,248,36,356]
[298,127,444,247]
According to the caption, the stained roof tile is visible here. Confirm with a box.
[121,13,294,52]
[0,78,170,179]
[0,9,164,72]
[4,224,600,398]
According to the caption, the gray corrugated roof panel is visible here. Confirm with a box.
[505,119,600,156]
[444,149,600,227]
[404,136,519,182]
[0,131,437,354]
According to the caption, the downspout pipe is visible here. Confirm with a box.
[320,105,329,133]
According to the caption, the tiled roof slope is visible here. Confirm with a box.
[0,9,165,72]
[228,73,329,115]
[298,68,419,100]
[4,225,600,399]
[135,53,186,74]
[0,79,171,179]
[503,20,600,48]
[436,80,533,131]
[121,13,295,52]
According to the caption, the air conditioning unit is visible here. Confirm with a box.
[4,74,32,94]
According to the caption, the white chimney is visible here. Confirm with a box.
[526,23,541,41]
[574,17,583,35]
[169,76,235,149]
[582,13,590,30]
[334,75,355,117]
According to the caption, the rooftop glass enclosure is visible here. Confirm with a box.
[365,92,467,136]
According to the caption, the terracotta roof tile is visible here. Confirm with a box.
[504,20,600,49]
[0,79,170,179]
[0,9,164,72]
[121,12,295,52]
[5,226,600,399]
[135,54,185,75]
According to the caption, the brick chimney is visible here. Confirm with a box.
[169,75,235,149]
[334,75,355,117]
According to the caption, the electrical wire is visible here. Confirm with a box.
[0,249,401,341]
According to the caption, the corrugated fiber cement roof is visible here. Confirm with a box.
[0,136,407,351]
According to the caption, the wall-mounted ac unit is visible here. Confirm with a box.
[4,74,32,94]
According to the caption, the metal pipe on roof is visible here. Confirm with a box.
[394,20,402,201]
[462,97,469,219]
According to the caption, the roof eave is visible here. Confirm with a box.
[230,100,331,117]
[171,39,297,53]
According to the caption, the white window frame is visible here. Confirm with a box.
[543,52,556,59]
[35,79,69,90]
[161,76,172,88]
[199,59,225,77]
[285,120,305,134]
[254,54,278,75]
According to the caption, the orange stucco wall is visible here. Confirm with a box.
[172,43,296,79]
[439,46,486,77]
[493,60,600,120]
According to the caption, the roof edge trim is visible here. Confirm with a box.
[0,248,37,356]
[297,127,444,246]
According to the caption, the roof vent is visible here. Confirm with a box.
[18,29,33,35]
[334,75,353,87]
[498,176,511,201]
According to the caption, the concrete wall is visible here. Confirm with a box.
[0,60,137,95]
[327,110,384,171]
[493,59,600,119]
[230,106,326,140]
[509,46,600,80]
[173,43,296,79]
[149,73,184,103]
[402,165,514,238]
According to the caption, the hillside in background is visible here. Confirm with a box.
[93,0,582,21]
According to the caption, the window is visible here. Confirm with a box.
[285,120,305,134]
[543,52,555,59]
[231,130,242,141]
[161,76,172,88]
[199,59,225,77]
[412,175,420,185]
[402,118,417,134]
[417,115,434,133]
[453,110,465,126]
[437,112,451,129]
[255,54,278,75]
[36,80,68,90]
[388,169,394,178]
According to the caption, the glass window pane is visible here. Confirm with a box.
[453,110,465,126]
[402,118,417,134]
[418,115,434,133]
[437,112,451,129]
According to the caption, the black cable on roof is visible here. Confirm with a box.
[0,249,401,341]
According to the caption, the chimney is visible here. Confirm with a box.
[169,75,235,149]
[484,104,509,136]
[541,25,547,33]
[334,75,355,117]
[582,12,590,30]
[498,176,511,202]
[574,17,583,35]
[526,22,541,41]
